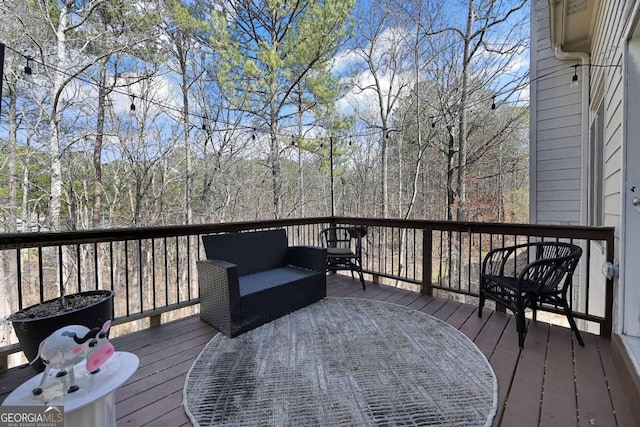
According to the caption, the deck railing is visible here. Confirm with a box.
[0,216,615,370]
[331,218,615,336]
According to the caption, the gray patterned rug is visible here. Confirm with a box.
[183,298,497,426]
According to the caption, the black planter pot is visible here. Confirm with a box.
[9,290,114,373]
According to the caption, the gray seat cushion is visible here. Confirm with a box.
[327,247,354,256]
[239,266,317,297]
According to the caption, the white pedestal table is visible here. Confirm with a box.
[3,351,139,427]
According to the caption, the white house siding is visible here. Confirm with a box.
[591,2,639,339]
[532,0,630,332]
[591,1,626,239]
[533,1,640,407]
[530,0,584,225]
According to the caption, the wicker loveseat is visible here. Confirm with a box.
[197,229,327,337]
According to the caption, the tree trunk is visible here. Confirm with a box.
[92,59,109,229]
[7,80,17,233]
[404,20,425,221]
[21,149,30,231]
[446,126,456,221]
[296,93,305,217]
[270,132,283,219]
[269,103,283,218]
[456,1,474,223]
[177,35,193,226]
[381,130,389,218]
[2,76,19,348]
[48,4,70,231]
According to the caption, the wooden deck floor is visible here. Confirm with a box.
[0,274,635,426]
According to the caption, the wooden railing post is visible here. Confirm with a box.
[603,231,615,338]
[421,229,433,296]
[0,344,21,374]
[0,356,7,374]
[149,314,162,328]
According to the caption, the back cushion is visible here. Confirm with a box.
[202,229,288,276]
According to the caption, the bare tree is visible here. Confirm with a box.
[424,0,528,221]
[88,1,160,229]
[348,0,414,218]
[0,0,161,230]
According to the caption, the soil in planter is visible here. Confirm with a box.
[9,294,107,320]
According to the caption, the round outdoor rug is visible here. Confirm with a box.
[184,298,497,426]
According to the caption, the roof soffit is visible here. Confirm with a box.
[549,0,599,54]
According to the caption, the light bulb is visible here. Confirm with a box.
[24,58,33,83]
[570,65,580,88]
[570,74,579,88]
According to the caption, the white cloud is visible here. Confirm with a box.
[110,74,178,117]
[333,26,414,118]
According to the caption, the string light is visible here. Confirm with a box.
[570,65,579,88]
[129,95,136,117]
[568,62,621,88]
[4,46,521,137]
[2,41,535,142]
[23,57,33,83]
[0,45,410,148]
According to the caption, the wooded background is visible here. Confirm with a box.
[0,0,530,232]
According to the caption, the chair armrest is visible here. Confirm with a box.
[287,246,327,272]
[518,257,575,293]
[197,259,241,304]
[197,259,242,336]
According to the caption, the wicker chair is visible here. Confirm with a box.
[478,242,583,347]
[319,226,366,290]
[197,229,326,337]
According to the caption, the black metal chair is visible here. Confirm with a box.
[319,226,366,290]
[478,242,583,347]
